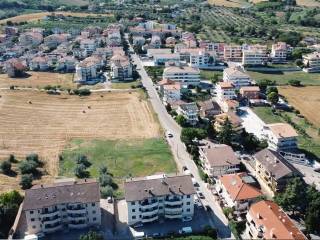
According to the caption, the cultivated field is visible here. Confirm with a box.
[0,72,76,89]
[0,90,161,192]
[208,0,250,8]
[0,11,112,24]
[279,86,320,128]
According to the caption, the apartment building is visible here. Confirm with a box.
[261,123,298,151]
[23,179,101,235]
[19,32,43,46]
[216,173,262,212]
[124,174,195,226]
[216,82,236,102]
[44,34,71,49]
[224,45,242,62]
[223,67,251,89]
[199,142,240,177]
[189,49,214,68]
[162,66,200,87]
[30,56,49,71]
[162,83,181,104]
[80,39,96,57]
[132,36,146,46]
[5,58,26,77]
[153,53,180,66]
[177,102,199,126]
[110,54,133,81]
[302,52,320,73]
[75,59,98,83]
[254,149,299,194]
[271,42,290,63]
[245,200,307,240]
[150,35,162,49]
[242,45,268,66]
[147,48,172,58]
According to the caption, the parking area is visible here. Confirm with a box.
[115,199,213,239]
[293,163,320,191]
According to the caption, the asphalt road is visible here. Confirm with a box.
[128,41,232,238]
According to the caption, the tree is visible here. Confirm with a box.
[267,91,279,105]
[19,160,38,175]
[0,161,12,175]
[8,154,16,163]
[79,231,103,240]
[0,190,23,238]
[100,185,114,199]
[288,79,301,87]
[74,164,90,179]
[181,128,207,145]
[76,155,92,168]
[274,177,307,215]
[266,86,278,95]
[305,185,320,233]
[20,174,33,190]
[217,118,234,145]
[99,174,113,187]
[99,166,109,175]
[176,115,187,127]
[26,153,40,164]
[257,79,276,92]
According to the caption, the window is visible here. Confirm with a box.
[32,226,36,229]
[131,202,135,206]
[31,218,35,222]
[186,208,190,212]
[92,203,95,207]
[186,195,190,199]
[30,211,34,214]
[132,209,136,213]
[132,216,136,220]
[62,208,66,212]
[92,210,96,214]
[186,202,190,205]
[93,217,96,221]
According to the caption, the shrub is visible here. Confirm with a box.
[0,160,12,175]
[76,155,91,168]
[20,174,33,190]
[100,185,114,198]
[8,154,17,163]
[288,79,301,87]
[74,164,90,178]
[19,160,38,175]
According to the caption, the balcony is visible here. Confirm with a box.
[140,201,159,210]
[68,222,88,229]
[67,207,86,214]
[141,206,158,217]
[68,214,87,222]
[141,215,158,223]
[164,199,182,206]
[43,222,62,233]
[42,215,61,225]
[164,212,182,219]
[41,209,59,218]
[164,205,183,212]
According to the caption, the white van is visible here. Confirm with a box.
[179,226,192,234]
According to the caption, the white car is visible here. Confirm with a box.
[167,131,173,138]
[182,216,192,222]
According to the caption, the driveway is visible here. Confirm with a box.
[239,107,265,140]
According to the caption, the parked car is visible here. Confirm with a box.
[179,227,192,234]
[198,192,205,199]
[182,216,192,222]
[182,166,188,171]
[133,223,143,228]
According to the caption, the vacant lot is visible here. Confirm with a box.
[296,0,320,7]
[247,71,320,86]
[279,86,320,128]
[60,138,176,197]
[0,90,161,192]
[0,72,76,89]
[0,11,112,24]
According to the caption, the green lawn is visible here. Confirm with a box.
[200,70,222,81]
[59,138,176,196]
[253,107,320,160]
[111,80,141,89]
[247,71,320,86]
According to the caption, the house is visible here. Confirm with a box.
[110,54,133,81]
[261,123,298,151]
[224,45,242,62]
[177,102,199,126]
[199,142,240,177]
[165,36,176,47]
[181,32,197,48]
[223,67,251,89]
[216,82,236,102]
[75,58,100,83]
[214,112,243,135]
[132,36,146,46]
[22,179,101,235]
[124,174,195,226]
[302,52,320,73]
[254,148,299,194]
[162,65,200,87]
[245,200,307,240]
[30,56,49,71]
[198,100,221,119]
[240,86,260,100]
[271,42,290,63]
[242,45,268,66]
[216,173,262,212]
[153,53,180,66]
[57,56,77,72]
[44,34,71,49]
[150,35,162,49]
[220,99,239,113]
[5,58,26,77]
[19,32,43,46]
[162,82,181,104]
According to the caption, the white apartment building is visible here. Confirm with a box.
[242,45,268,66]
[177,102,199,126]
[23,179,101,235]
[215,173,262,212]
[162,66,200,87]
[110,54,133,81]
[124,174,195,226]
[19,32,43,46]
[190,49,213,68]
[76,60,98,82]
[223,67,251,89]
[147,48,172,58]
[261,123,298,151]
[162,83,181,103]
[302,52,320,72]
[245,200,307,240]
[271,42,290,63]
[199,142,240,177]
[80,39,96,57]
[216,82,236,102]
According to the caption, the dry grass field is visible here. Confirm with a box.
[0,90,161,192]
[0,72,76,89]
[279,86,320,128]
[296,0,320,7]
[0,11,112,24]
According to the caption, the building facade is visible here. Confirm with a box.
[223,67,251,89]
[162,66,200,87]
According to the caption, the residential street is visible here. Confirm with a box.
[129,42,232,238]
